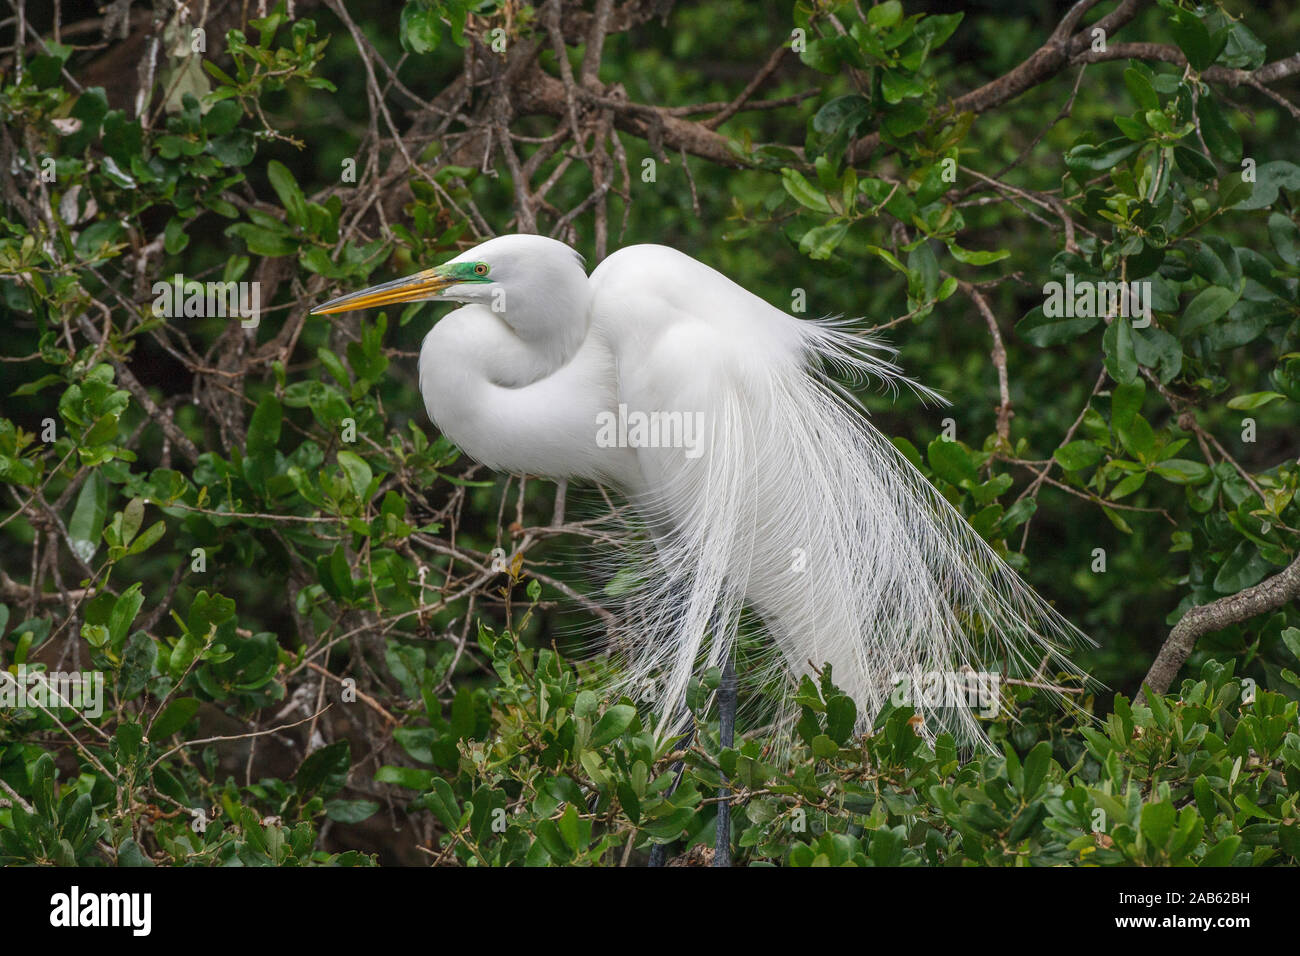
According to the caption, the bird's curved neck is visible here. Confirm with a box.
[500,280,590,374]
[418,303,631,484]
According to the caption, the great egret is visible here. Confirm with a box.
[312,234,1088,865]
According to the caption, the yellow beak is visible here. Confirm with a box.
[310,268,455,315]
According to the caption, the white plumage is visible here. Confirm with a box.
[315,234,1088,748]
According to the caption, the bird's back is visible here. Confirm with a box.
[586,243,1086,745]
[589,244,807,372]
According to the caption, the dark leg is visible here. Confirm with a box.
[713,656,737,867]
[648,726,695,867]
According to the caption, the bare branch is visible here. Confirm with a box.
[1139,555,1300,700]
[848,0,1142,163]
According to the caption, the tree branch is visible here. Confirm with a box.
[961,282,1014,446]
[1138,553,1300,701]
[1073,43,1300,90]
[515,65,747,167]
[847,0,1142,163]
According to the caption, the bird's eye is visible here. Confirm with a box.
[474,263,489,276]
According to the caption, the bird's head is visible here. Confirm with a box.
[310,234,587,325]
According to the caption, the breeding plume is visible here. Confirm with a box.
[313,234,1086,772]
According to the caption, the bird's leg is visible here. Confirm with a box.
[551,479,567,527]
[647,725,695,868]
[713,655,737,867]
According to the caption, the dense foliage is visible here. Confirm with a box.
[1,0,1297,865]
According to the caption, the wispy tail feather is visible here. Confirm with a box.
[601,318,1091,750]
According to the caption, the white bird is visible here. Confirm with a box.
[312,234,1088,863]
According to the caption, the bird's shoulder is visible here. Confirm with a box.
[588,245,805,376]
[596,241,746,291]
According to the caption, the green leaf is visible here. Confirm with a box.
[301,246,342,278]
[1173,145,1217,182]
[127,520,166,556]
[1123,68,1158,111]
[1181,284,1240,335]
[207,130,256,167]
[116,722,144,761]
[163,216,189,254]
[29,54,66,88]
[375,765,434,790]
[1212,541,1271,593]
[244,393,282,491]
[1116,416,1155,459]
[589,704,636,748]
[1268,212,1299,266]
[1196,96,1241,163]
[1151,459,1210,484]
[915,13,963,50]
[1064,138,1143,177]
[424,778,460,829]
[296,740,352,798]
[1226,391,1285,410]
[225,222,297,257]
[1054,440,1104,472]
[1140,799,1175,848]
[782,168,832,213]
[201,99,242,137]
[1222,21,1264,67]
[1167,10,1225,72]
[324,799,379,823]
[881,68,925,104]
[1021,741,1052,797]
[945,240,1008,265]
[68,470,108,565]
[1110,471,1146,499]
[317,348,350,388]
[1132,326,1183,383]
[1235,160,1300,211]
[1110,379,1145,436]
[809,734,837,759]
[108,583,145,647]
[825,695,857,745]
[1200,836,1241,867]
[927,438,977,485]
[11,375,64,398]
[150,698,199,738]
[399,1,442,54]
[1281,627,1300,662]
[865,244,907,275]
[267,160,309,228]
[1103,319,1138,385]
[335,450,372,502]
[1016,305,1098,347]
[799,223,849,260]
[1101,505,1133,534]
[556,803,587,852]
[867,1,903,29]
[809,95,872,161]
